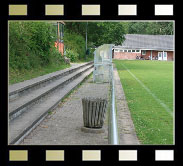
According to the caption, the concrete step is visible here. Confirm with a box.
[9,67,93,145]
[9,61,93,101]
[9,64,93,121]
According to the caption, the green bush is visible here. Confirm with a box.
[50,46,65,64]
[9,21,71,84]
[9,21,56,70]
[65,49,79,62]
[9,21,89,72]
[63,31,85,59]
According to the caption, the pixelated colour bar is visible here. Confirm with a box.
[8,150,175,162]
[8,4,174,16]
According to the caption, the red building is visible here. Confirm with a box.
[113,34,174,61]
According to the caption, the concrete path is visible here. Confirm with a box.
[114,67,140,145]
[21,67,140,145]
[21,76,109,145]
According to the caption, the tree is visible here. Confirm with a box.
[126,22,174,35]
[87,22,126,46]
[146,22,174,35]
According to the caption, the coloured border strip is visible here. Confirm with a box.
[9,150,174,161]
[8,4,174,16]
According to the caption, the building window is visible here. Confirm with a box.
[158,52,162,57]
[136,50,140,52]
[114,49,119,52]
[164,52,167,57]
[128,50,131,52]
[132,50,135,52]
[120,50,124,52]
[124,50,127,52]
[142,50,146,55]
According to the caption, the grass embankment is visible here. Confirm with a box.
[9,63,70,85]
[114,60,174,145]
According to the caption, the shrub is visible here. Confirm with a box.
[65,49,79,62]
[50,46,65,64]
[9,21,56,70]
[63,31,85,59]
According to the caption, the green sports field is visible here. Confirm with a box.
[114,60,174,145]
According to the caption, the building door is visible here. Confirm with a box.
[163,52,167,61]
[158,52,163,60]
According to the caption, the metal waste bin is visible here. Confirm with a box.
[82,97,108,128]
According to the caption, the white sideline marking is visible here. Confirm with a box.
[121,64,173,116]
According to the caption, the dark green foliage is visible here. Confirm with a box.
[65,22,126,47]
[50,46,65,64]
[9,21,70,84]
[64,22,87,36]
[9,21,57,70]
[86,22,126,46]
[65,49,79,62]
[63,31,86,60]
[126,22,174,35]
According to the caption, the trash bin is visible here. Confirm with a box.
[82,97,108,128]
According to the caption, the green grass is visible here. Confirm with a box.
[9,63,70,85]
[114,60,174,145]
[74,56,94,63]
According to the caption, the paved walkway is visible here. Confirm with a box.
[21,67,140,145]
[21,76,109,145]
[114,67,140,145]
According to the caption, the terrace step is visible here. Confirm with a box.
[9,61,93,101]
[9,66,93,145]
[9,64,93,121]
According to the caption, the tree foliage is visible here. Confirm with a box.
[88,22,126,46]
[63,30,86,59]
[126,22,174,35]
[64,21,173,48]
[65,22,127,47]
[9,21,62,70]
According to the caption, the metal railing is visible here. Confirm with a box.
[93,44,119,145]
[108,64,119,145]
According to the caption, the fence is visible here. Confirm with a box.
[93,44,119,145]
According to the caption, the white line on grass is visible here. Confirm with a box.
[121,63,173,116]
